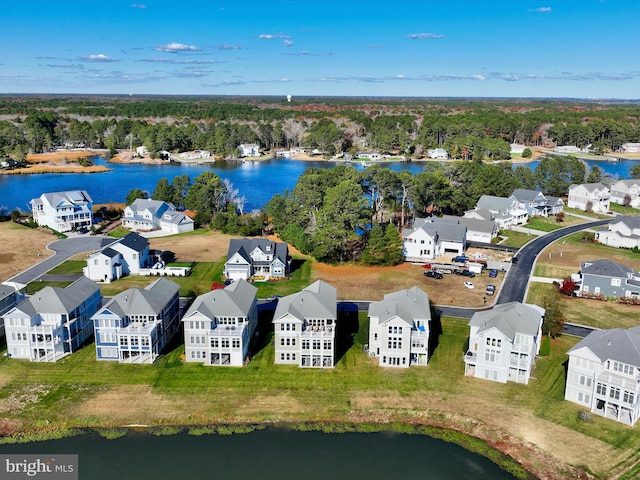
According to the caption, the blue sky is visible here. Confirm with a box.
[1,0,639,99]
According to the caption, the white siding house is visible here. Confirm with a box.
[238,144,260,157]
[182,280,258,366]
[224,238,289,282]
[272,280,337,368]
[30,190,93,233]
[610,179,640,208]
[122,198,193,234]
[463,302,544,385]
[84,232,152,282]
[567,183,611,213]
[402,218,466,262]
[0,282,26,340]
[566,327,640,426]
[595,216,640,250]
[4,277,101,362]
[368,287,431,367]
[427,148,448,159]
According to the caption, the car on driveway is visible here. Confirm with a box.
[424,271,443,279]
[463,281,474,289]
[486,284,496,295]
[452,255,468,263]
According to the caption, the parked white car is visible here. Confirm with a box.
[464,282,474,289]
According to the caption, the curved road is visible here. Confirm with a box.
[8,236,115,284]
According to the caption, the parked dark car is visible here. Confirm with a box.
[424,271,444,279]
[511,256,518,264]
[489,269,498,278]
[451,255,468,263]
[460,270,475,278]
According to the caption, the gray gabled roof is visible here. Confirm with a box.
[611,215,640,230]
[226,238,288,265]
[569,182,607,193]
[128,198,172,216]
[99,278,179,317]
[613,179,640,189]
[568,327,640,367]
[183,279,257,320]
[580,259,634,278]
[368,286,431,327]
[273,280,336,322]
[511,189,545,202]
[13,276,99,316]
[34,190,93,208]
[117,232,150,253]
[469,302,544,340]
[421,221,466,243]
[476,195,514,213]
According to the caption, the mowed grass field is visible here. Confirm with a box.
[0,316,638,479]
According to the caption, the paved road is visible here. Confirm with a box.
[496,219,609,305]
[8,236,115,284]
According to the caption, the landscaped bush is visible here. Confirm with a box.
[617,297,640,306]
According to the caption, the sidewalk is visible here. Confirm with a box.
[510,225,547,236]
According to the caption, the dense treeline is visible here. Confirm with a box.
[1,96,640,161]
[262,156,588,264]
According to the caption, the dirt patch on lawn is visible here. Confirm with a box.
[149,231,237,263]
[0,222,56,282]
[77,385,185,424]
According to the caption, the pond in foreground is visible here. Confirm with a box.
[0,427,518,479]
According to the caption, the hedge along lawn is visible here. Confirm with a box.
[526,282,640,330]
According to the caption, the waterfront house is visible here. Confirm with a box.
[84,232,152,282]
[610,179,640,208]
[402,217,466,262]
[357,151,383,161]
[367,287,431,367]
[577,259,640,299]
[554,145,583,154]
[467,195,528,229]
[183,279,257,366]
[510,143,526,155]
[122,198,194,234]
[272,280,337,368]
[595,215,640,249]
[565,327,640,426]
[238,143,260,157]
[4,277,101,362]
[30,190,93,233]
[427,148,448,159]
[567,183,611,213]
[92,278,180,363]
[621,143,640,153]
[224,238,289,282]
[463,302,544,385]
[0,281,26,340]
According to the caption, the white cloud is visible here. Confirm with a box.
[155,42,201,53]
[407,33,444,40]
[259,33,291,39]
[528,7,551,12]
[80,54,117,62]
[140,58,223,64]
[284,39,294,47]
[131,3,146,8]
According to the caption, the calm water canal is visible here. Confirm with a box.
[0,428,517,479]
[0,155,637,213]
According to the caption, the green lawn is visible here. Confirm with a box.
[609,203,640,215]
[47,260,86,274]
[526,216,584,232]
[1,315,638,478]
[562,207,610,219]
[526,282,640,330]
[498,230,535,248]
